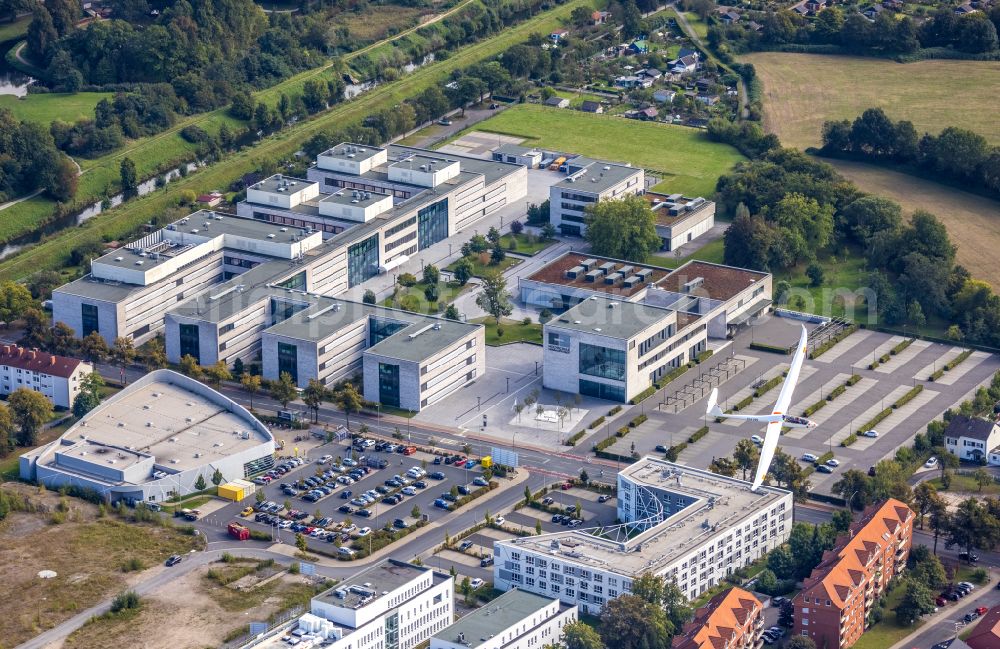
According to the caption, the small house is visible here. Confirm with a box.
[580,100,604,113]
[720,10,741,23]
[591,10,610,24]
[544,96,570,108]
[793,4,810,15]
[653,89,677,103]
[625,106,658,121]
[628,39,649,55]
[862,4,884,18]
[695,94,720,106]
[197,191,224,207]
[954,3,978,13]
[669,54,699,75]
[944,414,1000,464]
[550,28,569,41]
[640,67,663,80]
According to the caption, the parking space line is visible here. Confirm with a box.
[912,346,966,381]
[874,339,931,374]
[935,351,992,385]
[823,385,911,447]
[851,387,940,451]
[813,330,872,363]
[782,373,851,439]
[847,335,906,370]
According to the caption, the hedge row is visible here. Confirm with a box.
[629,360,701,404]
[753,376,783,398]
[869,338,914,370]
[608,406,622,416]
[629,414,648,427]
[841,433,858,447]
[817,451,835,465]
[846,374,861,386]
[802,374,861,416]
[929,349,973,381]
[848,384,924,444]
[688,426,709,444]
[665,442,687,461]
[565,430,586,446]
[808,323,859,359]
[589,416,606,430]
[894,384,924,409]
[750,342,791,355]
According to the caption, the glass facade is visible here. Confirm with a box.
[278,342,298,383]
[81,303,99,337]
[179,324,200,362]
[385,611,399,649]
[579,343,626,381]
[417,198,449,250]
[270,298,310,323]
[348,234,380,288]
[275,270,306,291]
[378,362,400,408]
[369,317,408,347]
[580,379,626,403]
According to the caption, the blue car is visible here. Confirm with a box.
[434,498,451,510]
[340,490,353,499]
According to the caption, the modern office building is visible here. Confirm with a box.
[541,295,707,403]
[0,344,92,408]
[257,560,453,649]
[792,499,914,649]
[671,587,764,649]
[430,589,577,649]
[52,211,324,346]
[549,157,644,237]
[645,192,716,252]
[521,253,772,341]
[19,369,275,503]
[494,459,792,614]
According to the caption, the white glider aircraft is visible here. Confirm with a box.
[706,325,815,491]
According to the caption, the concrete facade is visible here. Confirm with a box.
[431,590,577,649]
[549,157,644,237]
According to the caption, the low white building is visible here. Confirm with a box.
[549,157,644,237]
[494,460,792,614]
[945,414,1000,464]
[431,589,576,649]
[257,560,454,649]
[0,345,92,409]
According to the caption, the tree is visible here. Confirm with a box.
[709,456,738,476]
[72,371,105,418]
[0,402,14,457]
[444,304,460,321]
[362,289,376,304]
[563,620,606,649]
[584,195,661,263]
[295,533,308,553]
[46,49,83,92]
[832,469,872,511]
[19,308,48,349]
[302,79,328,113]
[119,157,138,198]
[80,331,110,364]
[422,264,441,286]
[0,281,33,326]
[144,336,167,370]
[203,360,231,387]
[241,372,261,409]
[767,545,796,580]
[490,240,506,265]
[909,547,946,589]
[453,258,473,285]
[212,468,224,486]
[475,270,513,325]
[50,322,76,356]
[411,504,421,518]
[111,336,135,378]
[831,509,853,532]
[179,354,202,379]
[756,568,778,594]
[271,372,298,409]
[927,492,950,554]
[27,5,57,60]
[947,498,1000,558]
[195,474,207,490]
[333,383,363,428]
[974,467,992,492]
[230,90,255,120]
[786,638,817,649]
[599,594,671,649]
[9,388,52,446]
[913,482,939,530]
[302,379,326,423]
[894,579,936,626]
[806,263,825,287]
[732,439,760,481]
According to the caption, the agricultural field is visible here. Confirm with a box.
[745,52,1000,149]
[0,91,112,127]
[0,483,201,647]
[459,104,745,197]
[829,159,1000,290]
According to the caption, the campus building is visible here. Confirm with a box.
[792,499,914,649]
[0,344,92,409]
[493,459,792,614]
[258,560,453,649]
[19,369,275,503]
[541,295,707,403]
[548,157,644,237]
[645,192,716,252]
[671,587,764,649]
[430,589,577,649]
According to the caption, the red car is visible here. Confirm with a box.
[977,607,989,615]
[560,482,573,490]
[936,596,948,607]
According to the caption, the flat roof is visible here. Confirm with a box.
[431,590,559,645]
[525,251,670,299]
[315,560,429,610]
[320,142,386,163]
[500,460,789,578]
[548,295,675,340]
[555,160,640,194]
[167,211,311,243]
[389,153,457,172]
[319,189,390,207]
[494,143,542,156]
[249,174,315,194]
[644,193,715,227]
[367,318,477,363]
[40,372,269,479]
[659,261,769,301]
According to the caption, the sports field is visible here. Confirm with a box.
[829,159,1000,290]
[745,53,1000,149]
[461,104,745,197]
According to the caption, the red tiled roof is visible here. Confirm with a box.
[0,345,84,379]
[673,587,761,649]
[660,261,768,302]
[968,606,1000,649]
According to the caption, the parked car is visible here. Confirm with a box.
[825,459,840,467]
[166,555,182,567]
[494,516,506,526]
[438,118,452,126]
[655,444,668,453]
[338,505,355,514]
[862,429,879,438]
[457,485,472,495]
[598,494,612,503]
[434,499,451,510]
[356,509,373,518]
[480,555,494,567]
[459,541,474,551]
[750,435,764,445]
[393,518,410,529]
[470,578,484,589]
[925,456,939,468]
[560,482,572,490]
[542,497,555,505]
[473,477,489,487]
[817,465,834,473]
[959,551,980,563]
[430,471,446,480]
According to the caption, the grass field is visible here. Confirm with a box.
[745,53,1000,149]
[649,236,725,269]
[829,159,1000,290]
[472,317,543,345]
[382,280,468,314]
[0,0,591,277]
[340,5,428,41]
[500,232,556,256]
[0,16,29,44]
[461,104,745,197]
[447,252,521,278]
[851,580,922,649]
[0,91,112,126]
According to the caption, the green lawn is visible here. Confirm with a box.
[0,92,112,127]
[446,253,521,278]
[458,104,744,197]
[382,280,468,315]
[551,90,614,109]
[684,12,709,38]
[927,474,1000,495]
[500,232,556,256]
[649,237,725,269]
[0,16,30,44]
[472,317,542,346]
[851,581,923,649]
[773,251,870,320]
[0,0,594,280]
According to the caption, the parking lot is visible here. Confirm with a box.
[503,486,619,534]
[236,437,491,555]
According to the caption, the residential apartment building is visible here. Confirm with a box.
[542,295,707,403]
[672,587,764,649]
[0,345,92,409]
[793,499,914,649]
[494,460,792,614]
[549,157,644,237]
[257,560,454,649]
[944,414,1000,464]
[430,589,576,649]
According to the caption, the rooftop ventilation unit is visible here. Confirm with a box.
[683,277,705,293]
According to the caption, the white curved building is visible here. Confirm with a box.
[19,369,275,504]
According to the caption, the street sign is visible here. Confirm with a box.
[491,447,518,468]
[250,622,268,636]
[299,562,315,576]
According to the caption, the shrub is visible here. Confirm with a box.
[588,416,606,430]
[180,125,210,143]
[827,384,846,400]
[753,376,783,398]
[688,426,709,444]
[608,406,622,416]
[894,385,923,408]
[629,414,648,427]
[846,374,861,386]
[110,590,141,614]
[565,431,586,446]
[749,342,791,354]
[398,273,417,287]
[616,426,630,437]
[731,396,753,412]
[841,433,858,447]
